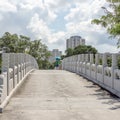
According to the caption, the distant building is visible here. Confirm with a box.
[49,49,62,63]
[66,36,85,49]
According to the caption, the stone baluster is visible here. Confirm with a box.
[90,54,94,78]
[85,54,89,75]
[15,54,19,83]
[85,54,89,63]
[95,54,99,80]
[103,53,108,83]
[90,54,94,64]
[2,53,9,95]
[70,57,71,71]
[10,53,15,88]
[81,54,84,73]
[77,55,80,74]
[19,53,22,80]
[112,54,118,88]
[75,55,77,72]
[79,54,82,73]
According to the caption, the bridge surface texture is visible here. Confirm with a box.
[0,70,120,120]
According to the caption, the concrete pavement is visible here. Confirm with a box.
[0,70,120,120]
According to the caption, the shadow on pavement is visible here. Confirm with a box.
[83,78,120,110]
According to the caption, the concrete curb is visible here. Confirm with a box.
[0,69,35,113]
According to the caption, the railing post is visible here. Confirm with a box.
[10,53,15,88]
[95,54,99,80]
[15,54,19,84]
[77,55,80,74]
[112,54,118,88]
[85,54,89,75]
[75,55,78,73]
[103,53,108,83]
[2,53,9,96]
[0,53,39,105]
[81,54,84,74]
[90,54,94,78]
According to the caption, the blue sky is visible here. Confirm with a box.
[0,0,119,53]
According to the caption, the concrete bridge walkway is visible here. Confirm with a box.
[0,70,120,120]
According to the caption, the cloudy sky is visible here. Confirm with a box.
[0,0,119,53]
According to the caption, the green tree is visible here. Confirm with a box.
[0,32,30,53]
[65,48,74,57]
[61,55,66,60]
[65,45,97,57]
[0,32,51,69]
[0,32,19,52]
[16,35,30,53]
[91,0,120,47]
[73,45,97,55]
[28,40,51,69]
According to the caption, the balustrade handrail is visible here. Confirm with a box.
[62,53,120,97]
[0,53,38,105]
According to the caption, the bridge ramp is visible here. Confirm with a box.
[0,70,120,120]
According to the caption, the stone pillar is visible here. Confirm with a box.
[102,53,108,83]
[15,54,19,83]
[10,53,15,88]
[90,54,94,64]
[23,53,25,75]
[2,53,9,73]
[77,55,80,74]
[73,56,75,72]
[85,54,89,75]
[2,53,9,96]
[21,54,24,78]
[90,54,94,78]
[70,57,71,71]
[68,57,70,71]
[19,53,22,80]
[85,54,89,62]
[24,54,26,74]
[95,54,99,80]
[103,53,107,67]
[112,54,118,88]
[95,54,99,65]
[82,54,84,62]
[112,54,118,69]
[81,54,84,73]
[75,55,78,73]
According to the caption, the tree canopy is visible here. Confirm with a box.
[65,48,74,57]
[65,45,98,57]
[0,32,51,69]
[91,0,120,47]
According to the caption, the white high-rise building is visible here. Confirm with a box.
[49,49,62,63]
[66,36,85,49]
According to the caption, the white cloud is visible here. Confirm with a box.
[0,14,3,21]
[66,20,105,34]
[96,44,120,53]
[64,0,114,53]
[64,0,106,22]
[27,13,66,45]
[44,0,71,12]
[65,19,107,48]
[19,0,45,10]
[47,10,57,22]
[19,0,57,22]
[0,0,17,13]
[0,0,118,53]
[27,13,50,42]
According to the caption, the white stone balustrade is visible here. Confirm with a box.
[96,54,103,83]
[62,53,120,97]
[0,53,38,104]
